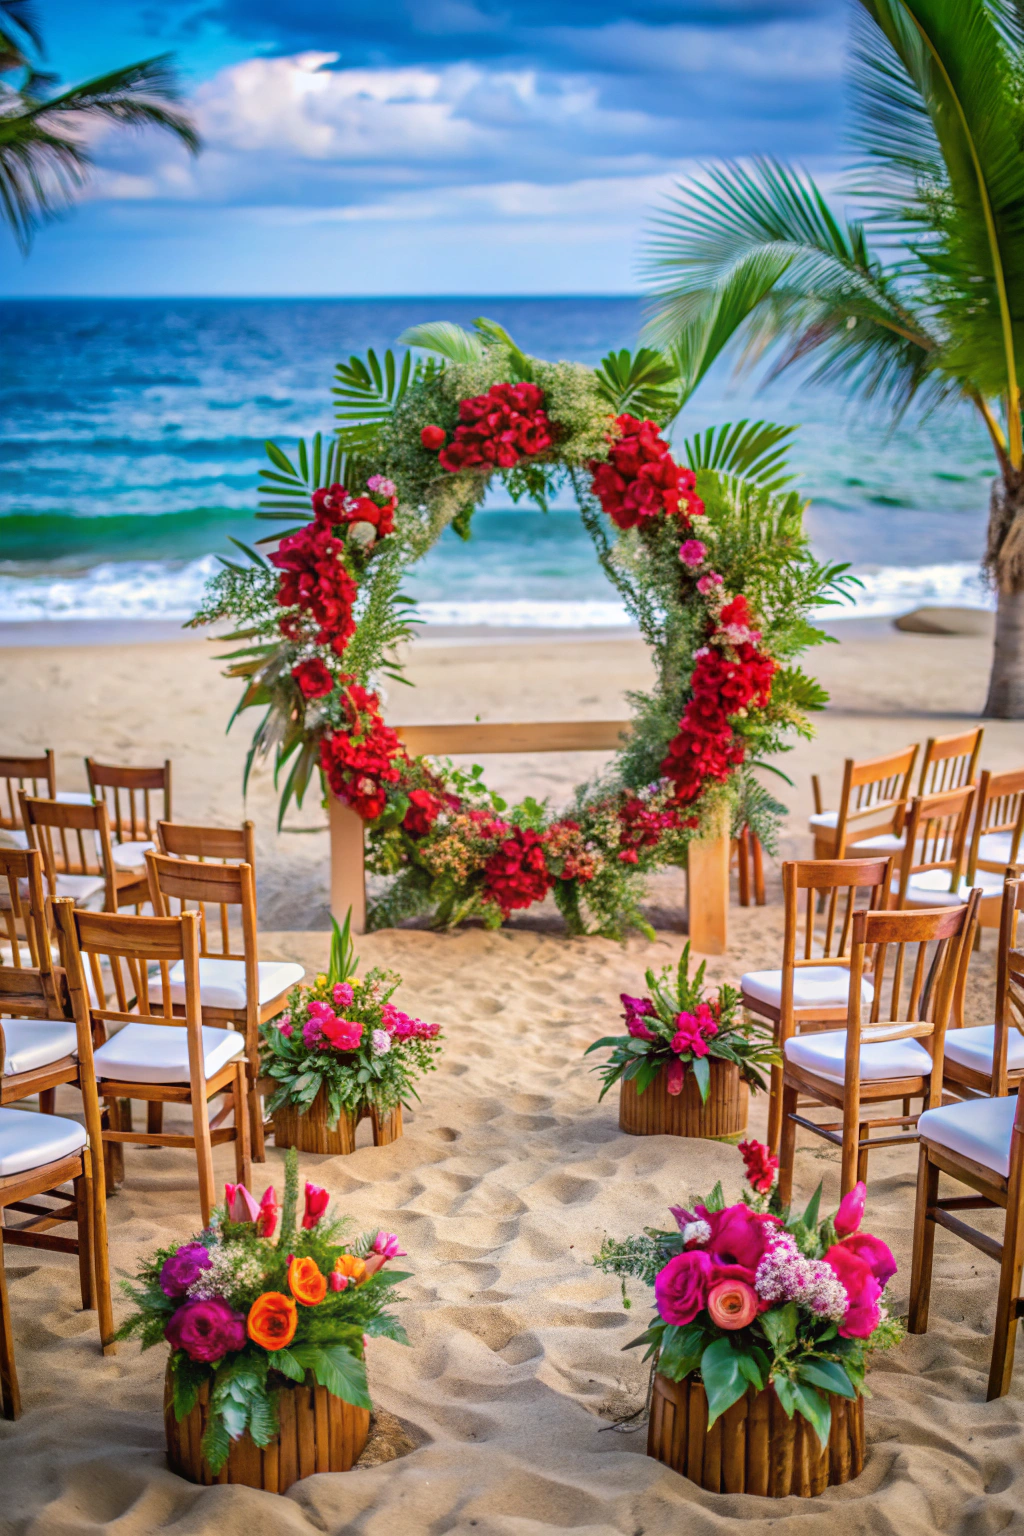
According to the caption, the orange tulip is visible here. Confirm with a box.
[288,1255,327,1307]
[333,1253,367,1285]
[247,1291,297,1351]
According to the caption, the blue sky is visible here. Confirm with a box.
[2,0,848,295]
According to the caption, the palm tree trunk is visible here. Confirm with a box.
[983,471,1024,718]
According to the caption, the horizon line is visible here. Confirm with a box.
[0,291,645,302]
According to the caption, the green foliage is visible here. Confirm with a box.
[593,346,679,422]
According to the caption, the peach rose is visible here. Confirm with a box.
[707,1278,758,1330]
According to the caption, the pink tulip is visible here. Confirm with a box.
[329,1271,349,1293]
[256,1185,279,1239]
[302,1182,330,1229]
[224,1183,260,1224]
[834,1181,866,1237]
[372,1231,406,1261]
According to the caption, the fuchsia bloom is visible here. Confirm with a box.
[329,1271,349,1293]
[670,1005,717,1058]
[302,1182,330,1230]
[159,1242,211,1297]
[166,1298,246,1362]
[823,1243,884,1339]
[665,1058,685,1095]
[333,981,354,1007]
[655,1249,714,1324]
[834,1180,866,1237]
[620,993,657,1041]
[372,1231,407,1261]
[696,572,724,595]
[738,1139,779,1194]
[257,1185,279,1239]
[679,539,708,568]
[225,1183,260,1224]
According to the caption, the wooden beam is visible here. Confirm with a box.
[329,793,367,935]
[688,804,729,955]
[394,720,632,756]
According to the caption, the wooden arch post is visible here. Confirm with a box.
[328,720,730,954]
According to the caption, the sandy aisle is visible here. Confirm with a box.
[0,621,1021,1534]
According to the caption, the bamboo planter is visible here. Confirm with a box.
[164,1371,370,1491]
[647,1373,864,1498]
[272,1086,403,1156]
[619,1058,747,1141]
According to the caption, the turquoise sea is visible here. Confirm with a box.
[0,297,995,626]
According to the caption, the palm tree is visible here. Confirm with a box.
[0,0,200,251]
[643,0,1024,718]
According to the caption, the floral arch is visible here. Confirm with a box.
[194,318,849,937]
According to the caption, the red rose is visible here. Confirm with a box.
[421,425,446,450]
[291,658,335,699]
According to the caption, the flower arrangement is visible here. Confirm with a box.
[585,944,778,1102]
[193,318,849,936]
[118,1149,410,1474]
[594,1148,902,1448]
[260,914,442,1128]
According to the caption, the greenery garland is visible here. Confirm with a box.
[192,318,853,937]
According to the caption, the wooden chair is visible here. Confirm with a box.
[19,792,151,916]
[809,745,919,860]
[778,892,980,1200]
[741,857,893,1153]
[145,850,302,1164]
[942,876,1024,1101]
[962,769,1024,930]
[157,819,256,867]
[55,902,252,1227]
[910,1037,1024,1398]
[0,845,50,972]
[889,787,1003,930]
[917,727,983,796]
[1,895,115,1416]
[86,758,172,882]
[0,751,56,848]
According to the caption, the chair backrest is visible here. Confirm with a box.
[53,900,203,1052]
[2,899,94,1082]
[20,793,116,909]
[918,728,983,796]
[834,745,920,855]
[0,846,50,971]
[965,767,1024,881]
[157,819,255,868]
[0,749,55,834]
[849,895,978,1049]
[146,851,259,1022]
[994,876,1024,1095]
[781,855,893,964]
[892,785,976,907]
[85,758,171,846]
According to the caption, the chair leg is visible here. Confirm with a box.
[147,1102,164,1135]
[0,1226,21,1420]
[856,1121,870,1186]
[840,1086,862,1197]
[191,1094,217,1230]
[737,828,751,907]
[233,1063,253,1189]
[39,1089,56,1115]
[248,1069,266,1164]
[767,1063,784,1156]
[778,1082,799,1205]
[909,1148,939,1335]
[74,1170,95,1311]
[85,1145,116,1357]
[988,1172,1024,1399]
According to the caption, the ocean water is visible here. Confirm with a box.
[0,297,997,627]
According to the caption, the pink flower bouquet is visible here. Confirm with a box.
[595,1146,903,1447]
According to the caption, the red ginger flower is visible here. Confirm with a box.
[737,1138,779,1193]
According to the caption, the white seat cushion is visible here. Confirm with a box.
[742,965,873,1010]
[895,869,1006,906]
[56,792,95,805]
[848,831,905,853]
[166,957,304,1010]
[2,1019,78,1075]
[112,839,155,871]
[93,1023,245,1084]
[943,1025,1024,1076]
[0,827,29,850]
[0,1105,86,1177]
[784,1027,933,1084]
[54,873,107,907]
[918,1094,1017,1178]
[808,811,838,829]
[977,831,1015,866]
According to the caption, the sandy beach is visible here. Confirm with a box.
[1,619,1022,1534]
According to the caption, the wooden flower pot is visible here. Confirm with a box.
[272,1088,402,1155]
[619,1058,747,1141]
[165,1371,370,1491]
[647,1372,864,1498]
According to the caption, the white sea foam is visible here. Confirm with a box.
[0,556,994,626]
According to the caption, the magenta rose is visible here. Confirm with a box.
[159,1242,212,1297]
[165,1297,247,1361]
[823,1244,882,1339]
[655,1249,715,1325]
[834,1180,866,1237]
[699,1203,776,1284]
[836,1231,896,1288]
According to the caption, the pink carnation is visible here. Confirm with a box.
[679,539,707,568]
[697,572,724,595]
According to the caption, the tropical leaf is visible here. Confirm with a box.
[332,348,420,453]
[398,321,484,363]
[593,346,679,422]
[683,418,796,490]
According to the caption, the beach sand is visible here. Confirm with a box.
[1,620,1022,1534]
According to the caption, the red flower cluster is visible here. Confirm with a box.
[589,415,705,531]
[401,785,458,837]
[270,512,358,656]
[291,657,334,700]
[425,382,554,473]
[311,483,396,539]
[617,795,695,864]
[738,1138,779,1194]
[482,825,554,917]
[662,597,777,806]
[319,683,407,821]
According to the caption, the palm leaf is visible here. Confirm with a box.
[332,348,419,453]
[398,321,483,363]
[683,419,796,491]
[593,347,679,422]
